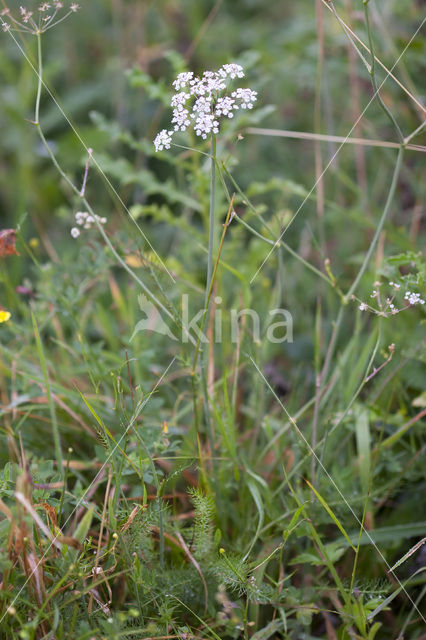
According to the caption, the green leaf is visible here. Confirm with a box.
[305,479,356,551]
[251,620,283,639]
[355,405,371,496]
[243,478,265,561]
[73,503,95,544]
[283,503,307,545]
[68,504,95,560]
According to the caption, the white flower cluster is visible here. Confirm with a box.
[357,281,425,316]
[0,2,79,33]
[404,291,425,306]
[71,211,106,238]
[154,63,257,151]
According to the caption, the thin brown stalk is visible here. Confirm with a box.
[246,127,425,152]
[89,469,112,614]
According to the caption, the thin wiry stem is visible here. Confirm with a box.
[324,0,426,117]
[363,1,405,144]
[220,161,339,290]
[329,1,372,73]
[193,197,234,377]
[345,147,404,301]
[314,0,326,252]
[35,31,42,124]
[404,120,426,145]
[197,133,217,459]
[193,198,235,454]
[205,134,217,306]
[245,127,425,152]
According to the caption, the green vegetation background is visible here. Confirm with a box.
[0,1,425,638]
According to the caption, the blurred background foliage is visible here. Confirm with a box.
[0,0,425,637]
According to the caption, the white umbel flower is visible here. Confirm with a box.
[172,72,194,91]
[72,211,107,237]
[231,87,258,109]
[194,113,219,139]
[154,129,173,152]
[19,6,33,22]
[171,92,190,109]
[172,108,191,131]
[404,291,425,306]
[219,63,244,79]
[154,63,257,150]
[215,96,235,117]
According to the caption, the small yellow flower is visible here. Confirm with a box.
[162,421,169,434]
[0,310,11,323]
[29,237,39,249]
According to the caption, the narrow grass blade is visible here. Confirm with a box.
[243,479,265,561]
[283,503,308,545]
[355,405,371,496]
[305,478,356,551]
[389,537,426,572]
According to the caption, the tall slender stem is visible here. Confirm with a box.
[345,147,404,301]
[192,197,234,376]
[205,134,216,307]
[363,1,404,144]
[198,133,217,458]
[35,32,42,125]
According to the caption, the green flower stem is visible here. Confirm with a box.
[363,2,404,144]
[194,133,217,456]
[192,198,234,449]
[193,197,235,376]
[205,133,217,306]
[35,30,43,125]
[404,121,425,145]
[344,146,404,302]
[330,2,372,73]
